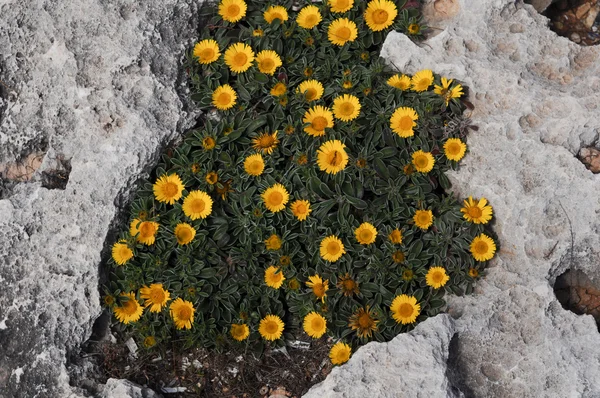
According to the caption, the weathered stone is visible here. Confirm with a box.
[524,0,555,12]
[100,378,160,398]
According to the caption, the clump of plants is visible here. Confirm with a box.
[103,0,496,367]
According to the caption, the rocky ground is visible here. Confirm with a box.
[2,0,600,397]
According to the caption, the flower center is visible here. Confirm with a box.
[398,303,414,317]
[399,116,413,130]
[328,150,343,166]
[218,92,231,105]
[150,289,165,303]
[358,312,373,328]
[336,0,349,9]
[312,116,328,131]
[305,15,318,26]
[261,58,275,71]
[269,192,283,205]
[340,102,354,115]
[249,161,261,173]
[201,48,214,61]
[342,279,356,291]
[359,230,372,242]
[227,4,240,16]
[336,26,351,41]
[419,78,429,88]
[402,270,414,280]
[177,228,192,242]
[305,88,317,100]
[178,306,192,320]
[123,299,137,314]
[272,271,283,282]
[191,199,206,213]
[259,135,275,147]
[164,182,178,197]
[448,143,460,154]
[233,52,248,66]
[311,317,324,330]
[327,241,340,255]
[418,213,430,224]
[313,284,325,297]
[415,156,428,168]
[432,272,444,283]
[296,203,307,214]
[140,222,155,237]
[271,12,284,21]
[393,251,404,263]
[372,9,389,24]
[265,321,278,333]
[468,206,482,218]
[475,241,488,254]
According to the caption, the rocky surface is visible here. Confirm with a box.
[0,0,201,396]
[99,379,160,398]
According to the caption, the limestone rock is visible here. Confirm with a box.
[100,378,160,398]
[303,315,460,398]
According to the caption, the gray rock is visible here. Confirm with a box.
[304,315,460,398]
[100,378,160,398]
[0,0,201,396]
[524,0,554,13]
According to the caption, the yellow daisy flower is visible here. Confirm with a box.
[468,268,479,278]
[252,131,279,154]
[262,183,289,212]
[364,0,397,32]
[253,28,264,37]
[297,80,324,101]
[206,171,218,185]
[355,222,377,245]
[270,82,287,97]
[112,241,133,265]
[290,199,311,221]
[303,312,327,338]
[230,323,250,341]
[224,42,255,74]
[329,342,351,365]
[255,50,282,75]
[390,107,418,138]
[174,223,196,245]
[182,190,213,220]
[202,136,216,150]
[460,196,493,224]
[470,234,496,262]
[170,298,195,330]
[306,274,329,302]
[426,267,450,289]
[413,209,433,230]
[143,336,156,348]
[264,5,288,24]
[329,0,354,13]
[264,265,285,289]
[328,18,358,46]
[444,138,467,161]
[212,84,237,110]
[130,219,159,245]
[390,295,421,325]
[317,140,348,175]
[139,283,171,313]
[153,174,184,205]
[303,106,334,137]
[320,235,346,262]
[193,39,221,64]
[259,314,284,341]
[114,292,144,324]
[265,234,282,250]
[392,250,405,263]
[332,94,361,121]
[244,153,265,176]
[296,5,322,29]
[388,229,403,244]
[218,0,247,23]
[434,77,464,105]
[348,306,379,338]
[407,23,421,35]
[387,74,411,90]
[411,69,434,92]
[337,274,360,296]
[412,150,435,173]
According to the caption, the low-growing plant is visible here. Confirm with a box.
[103,0,497,366]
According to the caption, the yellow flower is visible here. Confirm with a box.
[264,5,288,24]
[279,255,291,266]
[193,39,221,64]
[297,80,324,101]
[348,306,379,339]
[337,274,360,297]
[252,131,279,154]
[182,190,213,220]
[388,229,403,244]
[402,268,414,281]
[218,0,247,23]
[411,69,434,92]
[170,298,195,330]
[303,312,327,338]
[139,283,171,312]
[202,136,216,150]
[212,84,237,110]
[224,42,255,73]
[332,94,361,121]
[392,250,405,263]
[387,74,411,90]
[364,0,397,32]
[356,158,367,168]
[265,265,285,289]
[320,235,345,262]
[259,314,284,341]
[317,140,348,175]
[342,80,353,89]
[253,28,264,37]
[407,23,421,35]
[461,196,493,224]
[303,106,334,137]
[278,96,288,106]
[262,183,289,212]
[329,0,354,13]
[468,268,479,278]
[296,5,322,29]
[297,154,308,165]
[103,295,115,306]
[153,174,184,204]
[230,323,250,341]
[114,292,144,324]
[244,153,265,176]
[426,267,449,289]
[328,18,358,46]
[206,171,218,185]
[413,209,433,230]
[143,336,156,348]
[174,223,196,245]
[329,342,351,365]
[444,138,467,161]
[470,234,496,262]
[271,82,287,97]
[390,295,421,325]
[355,222,377,245]
[130,219,159,245]
[434,77,464,105]
[290,199,311,221]
[390,107,418,138]
[265,234,282,250]
[112,241,133,265]
[412,150,435,173]
[303,66,314,77]
[306,274,329,302]
[288,278,300,290]
[255,50,282,75]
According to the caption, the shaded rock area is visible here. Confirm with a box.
[555,269,600,326]
[0,0,202,396]
[546,0,600,45]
